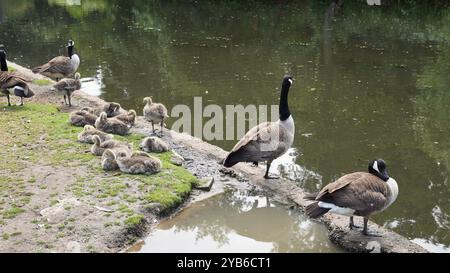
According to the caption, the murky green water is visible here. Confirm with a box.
[1,0,449,252]
[129,190,343,253]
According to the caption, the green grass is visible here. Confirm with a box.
[124,214,144,227]
[32,79,52,86]
[0,102,198,227]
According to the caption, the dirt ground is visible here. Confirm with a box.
[0,64,199,253]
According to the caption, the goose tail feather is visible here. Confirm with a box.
[305,202,330,219]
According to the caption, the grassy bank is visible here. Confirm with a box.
[0,102,197,252]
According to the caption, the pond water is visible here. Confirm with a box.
[1,0,449,252]
[128,190,343,253]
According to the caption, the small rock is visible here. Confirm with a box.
[66,241,81,253]
[94,206,114,212]
[195,177,215,191]
[170,152,185,166]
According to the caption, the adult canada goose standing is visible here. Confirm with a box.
[223,75,295,179]
[52,72,81,106]
[0,47,34,106]
[304,159,399,236]
[32,40,80,81]
[143,97,168,136]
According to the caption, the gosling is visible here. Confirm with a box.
[115,151,162,175]
[69,107,98,127]
[90,135,132,156]
[114,110,137,126]
[52,72,81,106]
[143,97,168,136]
[94,102,122,117]
[101,148,131,171]
[77,125,113,144]
[139,136,170,153]
[95,112,130,136]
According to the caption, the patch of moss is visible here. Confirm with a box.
[3,207,25,219]
[32,79,52,86]
[124,214,144,227]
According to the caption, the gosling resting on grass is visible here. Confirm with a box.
[95,112,130,136]
[32,40,80,81]
[90,135,132,156]
[304,159,399,236]
[114,110,137,126]
[69,107,98,127]
[101,148,132,171]
[52,72,81,106]
[115,151,162,175]
[139,136,170,153]
[0,47,34,106]
[143,97,168,136]
[77,125,113,144]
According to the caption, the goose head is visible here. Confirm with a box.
[282,75,293,87]
[368,159,389,182]
[143,97,153,105]
[67,40,75,58]
[103,149,116,160]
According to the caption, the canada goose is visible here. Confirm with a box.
[139,136,170,153]
[94,102,122,117]
[90,135,132,156]
[114,110,136,126]
[95,112,130,136]
[304,159,399,236]
[115,151,162,175]
[32,40,80,81]
[52,72,81,106]
[77,125,113,144]
[143,97,168,136]
[69,107,98,127]
[223,75,295,179]
[0,48,34,106]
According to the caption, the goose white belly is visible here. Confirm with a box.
[278,115,295,147]
[70,54,80,71]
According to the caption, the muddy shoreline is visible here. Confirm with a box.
[2,62,427,253]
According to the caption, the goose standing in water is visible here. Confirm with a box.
[0,47,34,106]
[52,72,81,106]
[304,159,399,236]
[32,40,80,81]
[223,75,295,179]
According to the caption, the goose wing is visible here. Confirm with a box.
[316,172,390,215]
[34,56,71,74]
[224,122,290,166]
[0,71,27,88]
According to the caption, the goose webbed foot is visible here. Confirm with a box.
[252,161,259,167]
[362,217,381,237]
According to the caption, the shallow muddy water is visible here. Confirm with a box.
[128,190,343,253]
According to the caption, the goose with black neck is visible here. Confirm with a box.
[223,75,295,179]
[0,46,34,106]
